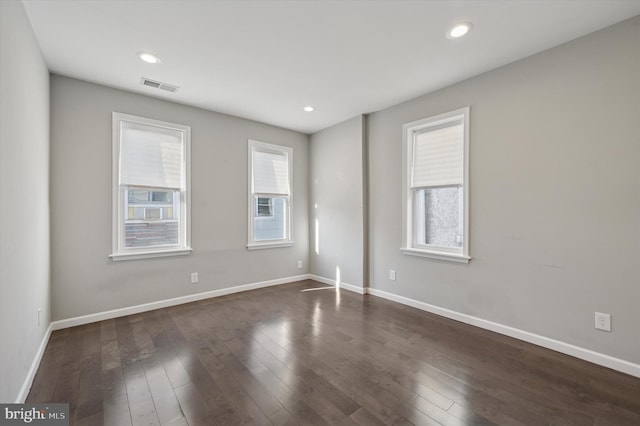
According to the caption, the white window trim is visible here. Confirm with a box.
[110,248,192,262]
[401,107,471,263]
[247,139,294,250]
[110,112,192,261]
[247,241,295,251]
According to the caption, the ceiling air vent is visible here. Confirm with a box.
[140,77,179,93]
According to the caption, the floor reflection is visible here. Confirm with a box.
[311,300,321,338]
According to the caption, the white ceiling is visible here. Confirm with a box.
[23,0,640,134]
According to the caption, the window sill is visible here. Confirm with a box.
[247,241,294,250]
[400,247,470,263]
[110,248,192,261]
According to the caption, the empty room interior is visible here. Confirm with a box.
[2,0,640,424]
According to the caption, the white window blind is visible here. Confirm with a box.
[401,107,470,263]
[119,121,185,190]
[248,140,293,249]
[252,149,290,195]
[411,122,464,188]
[111,112,191,261]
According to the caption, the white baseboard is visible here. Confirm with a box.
[308,274,366,295]
[16,322,53,403]
[51,274,310,331]
[367,287,640,378]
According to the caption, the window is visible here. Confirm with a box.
[248,140,293,249]
[256,197,273,217]
[111,112,191,260]
[401,107,470,263]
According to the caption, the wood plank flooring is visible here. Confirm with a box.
[27,280,640,425]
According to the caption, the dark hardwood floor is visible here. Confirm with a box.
[27,280,640,425]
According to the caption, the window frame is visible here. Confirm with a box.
[247,139,294,250]
[110,112,192,261]
[401,107,471,263]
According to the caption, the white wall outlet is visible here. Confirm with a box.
[389,269,396,281]
[595,312,611,332]
[37,308,41,326]
[297,260,303,269]
[190,272,199,284]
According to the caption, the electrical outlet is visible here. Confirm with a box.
[595,312,611,332]
[389,269,396,281]
[297,260,303,269]
[191,272,199,284]
[37,308,41,326]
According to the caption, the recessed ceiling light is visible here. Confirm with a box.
[137,51,161,64]
[303,106,315,112]
[447,22,472,39]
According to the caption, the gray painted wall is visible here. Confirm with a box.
[368,17,640,364]
[0,0,51,402]
[50,76,308,320]
[310,116,365,288]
